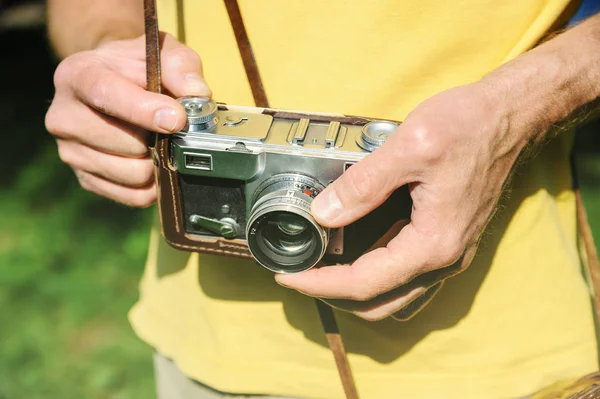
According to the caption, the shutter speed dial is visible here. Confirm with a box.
[179,97,218,131]
[356,120,399,152]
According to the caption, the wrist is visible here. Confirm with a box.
[479,15,600,144]
[50,26,143,58]
[48,3,143,58]
[478,54,561,150]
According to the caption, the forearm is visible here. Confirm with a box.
[481,12,600,147]
[47,0,144,58]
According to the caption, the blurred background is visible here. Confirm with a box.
[0,1,598,398]
[0,1,155,397]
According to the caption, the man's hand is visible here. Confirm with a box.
[276,11,600,321]
[276,82,533,321]
[45,34,210,207]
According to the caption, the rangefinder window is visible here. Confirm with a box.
[184,153,212,171]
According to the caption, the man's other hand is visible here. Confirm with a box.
[276,82,532,321]
[45,34,210,207]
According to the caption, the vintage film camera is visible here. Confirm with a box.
[157,97,412,273]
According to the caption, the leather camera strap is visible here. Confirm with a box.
[144,0,161,96]
[315,300,360,399]
[144,0,161,152]
[578,192,600,323]
[223,0,270,108]
[573,161,600,324]
[143,0,359,397]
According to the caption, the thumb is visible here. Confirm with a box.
[160,34,212,98]
[311,148,404,228]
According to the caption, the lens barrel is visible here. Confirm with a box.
[246,174,329,273]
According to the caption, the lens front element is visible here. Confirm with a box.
[266,212,314,257]
[253,211,321,271]
[276,213,309,236]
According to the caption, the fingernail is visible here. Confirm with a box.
[184,72,210,95]
[154,108,180,132]
[312,189,343,223]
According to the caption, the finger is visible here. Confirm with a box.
[96,34,211,96]
[160,34,211,97]
[276,223,464,300]
[57,139,154,187]
[69,65,187,133]
[46,99,150,157]
[73,169,156,208]
[310,142,408,228]
[322,279,441,322]
[392,281,443,321]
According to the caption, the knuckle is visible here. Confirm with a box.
[356,309,390,322]
[88,77,111,113]
[129,190,156,208]
[53,52,91,87]
[131,160,155,186]
[74,170,95,192]
[404,124,444,164]
[435,237,464,266]
[45,102,79,140]
[44,106,61,135]
[52,58,75,88]
[348,286,377,302]
[128,141,151,158]
[56,141,76,166]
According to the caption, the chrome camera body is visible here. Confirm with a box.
[169,97,412,273]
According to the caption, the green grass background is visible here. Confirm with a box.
[0,28,598,399]
[0,30,155,398]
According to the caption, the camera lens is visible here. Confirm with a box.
[247,174,329,273]
[255,211,319,264]
[276,213,308,236]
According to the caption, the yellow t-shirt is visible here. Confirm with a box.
[129,1,598,398]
